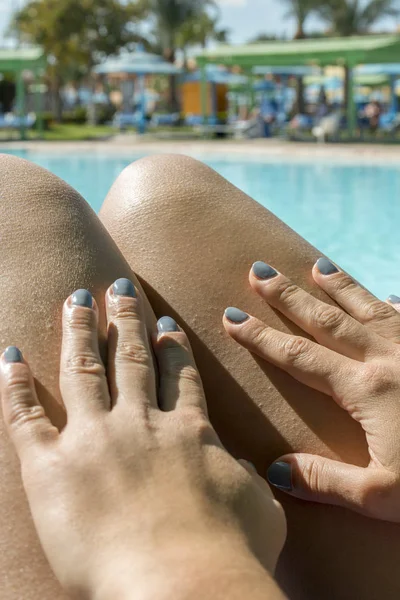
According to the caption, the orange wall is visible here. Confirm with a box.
[182,81,228,115]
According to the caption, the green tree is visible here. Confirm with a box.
[316,0,400,36]
[280,0,320,113]
[316,0,400,108]
[13,0,144,121]
[282,0,319,39]
[177,12,229,69]
[144,0,214,109]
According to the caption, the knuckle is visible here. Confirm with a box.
[116,341,149,367]
[64,352,105,377]
[301,459,325,494]
[250,324,270,348]
[7,370,31,393]
[361,363,392,396]
[313,304,344,331]
[8,403,46,430]
[68,309,96,332]
[162,346,200,383]
[282,336,311,364]
[113,301,140,322]
[178,407,214,439]
[273,281,300,305]
[331,274,356,295]
[364,300,395,324]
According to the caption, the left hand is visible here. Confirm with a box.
[224,257,400,522]
[1,279,286,599]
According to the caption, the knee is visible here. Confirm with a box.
[0,153,93,232]
[101,153,233,220]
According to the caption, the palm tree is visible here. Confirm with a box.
[145,0,213,110]
[177,12,229,69]
[316,0,400,108]
[281,0,320,113]
[282,0,319,39]
[316,0,400,36]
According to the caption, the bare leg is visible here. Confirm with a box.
[100,154,400,600]
[0,154,156,599]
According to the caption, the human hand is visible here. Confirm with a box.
[224,258,400,522]
[1,279,286,600]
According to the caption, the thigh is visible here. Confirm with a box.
[0,154,156,599]
[100,154,400,600]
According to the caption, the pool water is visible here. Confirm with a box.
[2,149,400,300]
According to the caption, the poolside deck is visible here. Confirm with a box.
[2,137,400,165]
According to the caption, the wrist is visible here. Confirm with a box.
[91,534,283,600]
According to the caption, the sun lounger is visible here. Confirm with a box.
[0,113,36,130]
[312,111,342,142]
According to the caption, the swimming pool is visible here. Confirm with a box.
[2,148,400,300]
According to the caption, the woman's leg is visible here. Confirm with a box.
[0,154,156,599]
[100,154,400,600]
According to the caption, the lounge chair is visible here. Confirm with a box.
[312,111,342,142]
[0,112,36,130]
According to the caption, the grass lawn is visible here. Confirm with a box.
[0,124,118,142]
[38,124,117,141]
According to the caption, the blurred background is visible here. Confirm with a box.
[1,0,400,140]
[1,1,400,301]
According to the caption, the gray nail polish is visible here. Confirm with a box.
[225,307,249,324]
[157,316,178,333]
[113,278,136,297]
[4,346,23,363]
[72,289,93,308]
[252,261,278,280]
[316,257,339,276]
[267,461,292,491]
[388,295,400,304]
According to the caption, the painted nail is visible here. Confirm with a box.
[252,261,278,280]
[4,346,23,363]
[113,278,136,297]
[71,289,93,308]
[316,257,339,276]
[157,316,178,333]
[388,294,400,304]
[267,461,292,491]
[225,307,249,324]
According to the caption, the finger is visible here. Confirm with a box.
[153,317,207,413]
[267,455,399,522]
[250,261,391,361]
[387,295,400,316]
[1,347,58,461]
[60,290,109,419]
[313,258,400,344]
[106,279,157,411]
[224,308,356,406]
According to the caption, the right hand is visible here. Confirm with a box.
[0,279,286,598]
[224,259,400,523]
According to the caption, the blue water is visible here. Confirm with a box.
[2,149,400,300]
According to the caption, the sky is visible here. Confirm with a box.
[0,0,303,45]
[0,0,398,46]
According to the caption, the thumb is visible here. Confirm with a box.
[267,454,395,520]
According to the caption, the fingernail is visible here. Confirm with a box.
[267,461,292,491]
[4,346,23,363]
[113,278,136,297]
[316,257,339,276]
[157,316,178,333]
[71,289,93,308]
[225,307,249,324]
[388,294,400,304]
[252,261,278,280]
